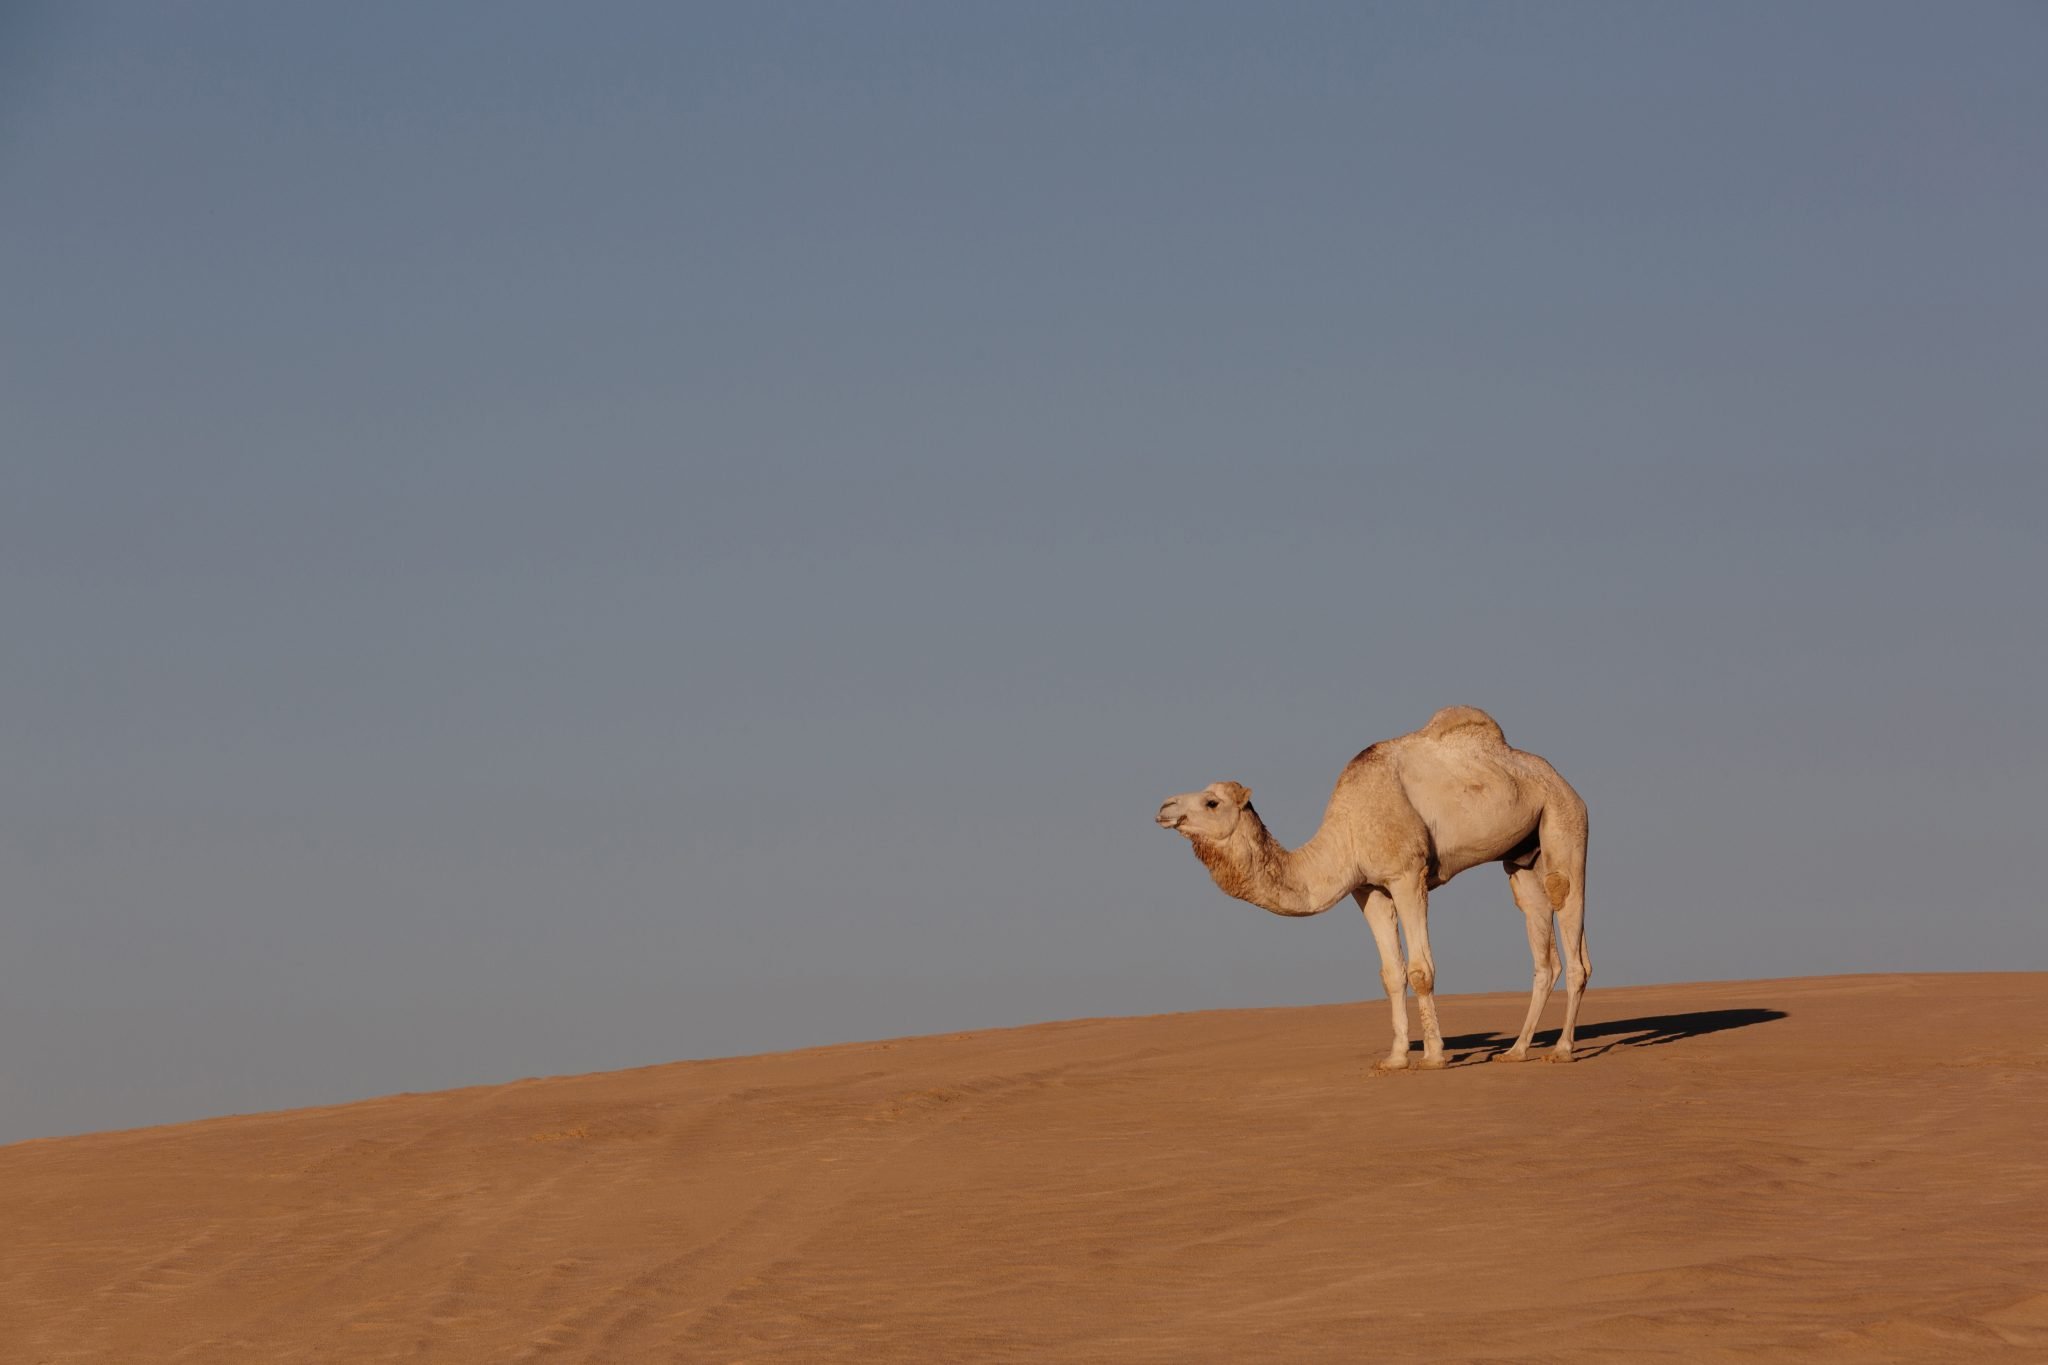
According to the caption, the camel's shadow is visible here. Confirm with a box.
[1428,1007,1788,1065]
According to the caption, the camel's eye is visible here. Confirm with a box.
[1205,798,1219,809]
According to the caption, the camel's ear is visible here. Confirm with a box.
[1219,781,1252,808]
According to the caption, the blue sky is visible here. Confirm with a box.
[3,2,2044,1141]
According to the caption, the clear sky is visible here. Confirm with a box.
[4,2,2044,1143]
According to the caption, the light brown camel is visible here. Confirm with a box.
[1155,706,1589,1069]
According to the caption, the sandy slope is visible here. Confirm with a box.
[4,973,2046,1363]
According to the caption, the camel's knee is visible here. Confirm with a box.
[1543,871,1571,911]
[1379,965,1406,998]
[1407,963,1435,995]
[1564,959,1590,994]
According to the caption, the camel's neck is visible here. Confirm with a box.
[1191,808,1356,917]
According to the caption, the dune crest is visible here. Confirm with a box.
[5,973,2047,1362]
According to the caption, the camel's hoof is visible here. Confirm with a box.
[1492,1049,1533,1064]
[1372,1055,1410,1073]
[1547,1049,1576,1064]
[1414,1054,1447,1071]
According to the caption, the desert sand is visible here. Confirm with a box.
[4,972,2046,1362]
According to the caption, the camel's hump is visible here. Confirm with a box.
[1420,705,1505,745]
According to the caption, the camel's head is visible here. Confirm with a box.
[1155,781,1254,842]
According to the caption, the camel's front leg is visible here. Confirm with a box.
[1354,887,1411,1071]
[1388,872,1445,1067]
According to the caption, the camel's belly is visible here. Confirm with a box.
[1422,788,1542,884]
[1428,837,1530,886]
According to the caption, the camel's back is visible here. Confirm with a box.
[1338,707,1503,780]
[1396,706,1576,803]
[1389,707,1524,801]
[1416,704,1507,747]
[1337,706,1577,881]
[1340,706,1576,807]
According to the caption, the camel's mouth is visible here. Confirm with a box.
[1156,806,1186,832]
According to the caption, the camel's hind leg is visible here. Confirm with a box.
[1552,863,1590,1062]
[1496,865,1560,1063]
[1539,817,1591,1061]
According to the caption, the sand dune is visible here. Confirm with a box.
[5,972,2046,1362]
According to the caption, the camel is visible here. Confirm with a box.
[1155,706,1589,1069]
